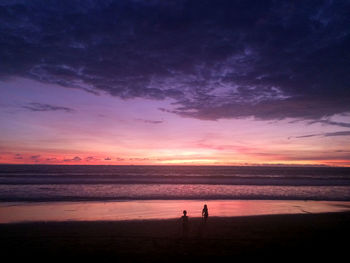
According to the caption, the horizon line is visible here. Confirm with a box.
[1,163,347,168]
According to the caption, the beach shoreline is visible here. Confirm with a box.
[2,212,350,261]
[2,199,350,224]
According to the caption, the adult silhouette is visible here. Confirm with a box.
[202,204,208,223]
[181,210,189,238]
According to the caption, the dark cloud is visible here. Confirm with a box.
[324,131,350,137]
[1,0,350,120]
[104,157,111,160]
[14,153,23,159]
[308,120,350,128]
[64,156,82,162]
[85,156,99,161]
[23,102,75,113]
[294,134,319,139]
[30,155,40,162]
[135,118,163,124]
[294,131,350,139]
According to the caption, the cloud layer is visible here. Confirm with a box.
[1,0,350,120]
[22,102,75,113]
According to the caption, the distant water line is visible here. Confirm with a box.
[0,184,350,202]
[0,165,350,202]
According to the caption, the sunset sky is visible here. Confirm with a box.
[1,0,350,166]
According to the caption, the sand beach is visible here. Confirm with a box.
[1,211,350,261]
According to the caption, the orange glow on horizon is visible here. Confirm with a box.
[1,152,350,167]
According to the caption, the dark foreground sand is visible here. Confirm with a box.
[1,212,350,262]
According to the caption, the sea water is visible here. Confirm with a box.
[1,165,350,223]
[0,165,350,201]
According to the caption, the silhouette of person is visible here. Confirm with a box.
[202,204,208,223]
[181,210,189,238]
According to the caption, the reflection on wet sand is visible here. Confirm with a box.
[1,200,350,223]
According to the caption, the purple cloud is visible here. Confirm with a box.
[1,1,349,121]
[135,118,163,124]
[14,153,23,159]
[294,131,350,139]
[22,103,75,113]
[64,156,82,162]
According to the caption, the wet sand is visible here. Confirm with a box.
[1,212,350,261]
[2,200,350,223]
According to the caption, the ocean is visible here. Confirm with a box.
[1,165,350,202]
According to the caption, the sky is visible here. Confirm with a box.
[0,0,350,166]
